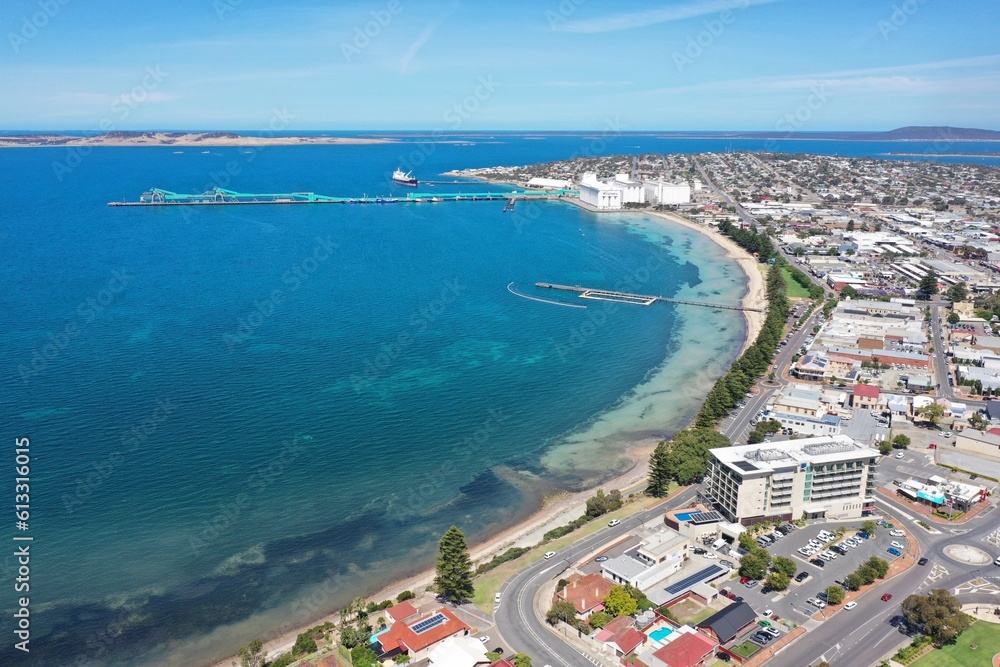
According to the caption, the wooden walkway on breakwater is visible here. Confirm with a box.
[107,187,578,207]
[535,282,764,312]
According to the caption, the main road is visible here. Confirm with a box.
[492,487,697,667]
[774,492,1000,666]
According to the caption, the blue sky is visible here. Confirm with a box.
[1,0,998,130]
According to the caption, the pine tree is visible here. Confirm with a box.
[434,526,474,602]
[918,270,939,298]
[647,441,672,497]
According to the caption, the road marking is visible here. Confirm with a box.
[985,528,1000,549]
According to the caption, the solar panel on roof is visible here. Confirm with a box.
[689,510,724,525]
[663,564,725,596]
[734,461,757,471]
[411,612,446,634]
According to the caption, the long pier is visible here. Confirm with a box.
[107,187,578,207]
[535,282,764,312]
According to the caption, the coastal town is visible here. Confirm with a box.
[228,152,1000,667]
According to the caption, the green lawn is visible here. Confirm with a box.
[779,266,812,299]
[912,622,1000,667]
[471,491,676,612]
[730,641,762,659]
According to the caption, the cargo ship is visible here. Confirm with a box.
[392,168,418,187]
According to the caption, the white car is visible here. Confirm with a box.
[703,552,718,559]
[894,452,904,459]
[544,551,557,559]
[608,519,621,527]
[890,541,905,550]
[844,601,858,610]
[479,636,490,644]
[762,609,773,617]
[890,530,905,537]
[495,592,502,604]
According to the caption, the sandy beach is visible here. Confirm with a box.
[208,197,767,667]
[0,132,393,148]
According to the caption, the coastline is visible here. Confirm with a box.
[0,133,393,148]
[208,195,766,667]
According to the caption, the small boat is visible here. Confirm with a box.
[392,168,418,187]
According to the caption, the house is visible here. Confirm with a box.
[386,601,419,624]
[427,635,491,667]
[558,572,614,616]
[852,384,880,409]
[695,602,758,644]
[375,607,472,662]
[647,630,718,667]
[609,627,648,657]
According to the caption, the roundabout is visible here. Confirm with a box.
[944,544,994,566]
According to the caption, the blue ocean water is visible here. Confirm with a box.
[0,134,988,666]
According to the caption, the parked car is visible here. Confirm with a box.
[479,636,490,644]
[811,559,825,568]
[762,609,773,617]
[888,547,903,557]
[857,532,870,539]
[703,552,719,559]
[764,627,781,638]
[890,530,905,537]
[740,576,751,584]
[595,555,609,562]
[746,580,759,589]
[795,571,810,582]
[890,541,905,550]
[692,547,707,555]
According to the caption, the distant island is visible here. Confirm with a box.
[0,131,393,147]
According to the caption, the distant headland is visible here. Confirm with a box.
[0,131,394,147]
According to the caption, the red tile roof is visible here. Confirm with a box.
[613,628,647,655]
[853,384,880,398]
[652,630,717,667]
[386,601,418,623]
[490,661,516,667]
[559,572,614,614]
[603,615,635,636]
[377,607,470,655]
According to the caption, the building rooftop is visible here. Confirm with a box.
[711,435,879,475]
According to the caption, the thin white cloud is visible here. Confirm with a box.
[400,20,442,74]
[644,54,1000,96]
[556,0,784,33]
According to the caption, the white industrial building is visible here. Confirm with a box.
[645,181,692,205]
[579,173,623,210]
[613,174,646,204]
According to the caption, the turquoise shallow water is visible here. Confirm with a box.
[2,138,745,666]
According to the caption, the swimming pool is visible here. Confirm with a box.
[649,627,673,642]
[674,511,702,522]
